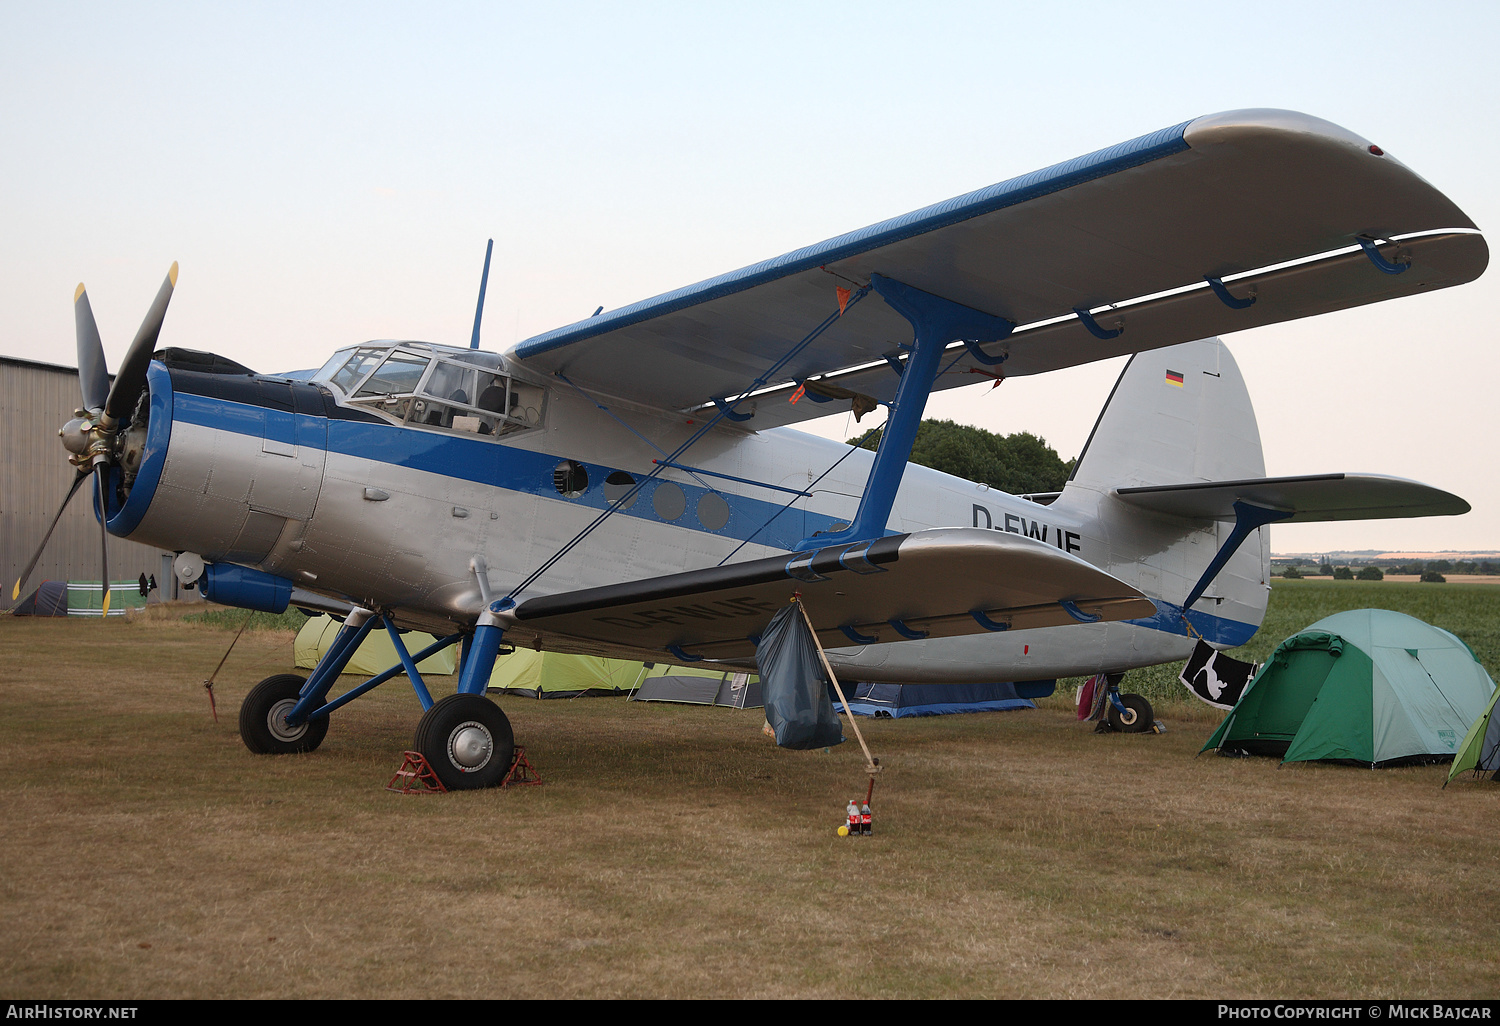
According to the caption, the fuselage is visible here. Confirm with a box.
[104,340,1270,683]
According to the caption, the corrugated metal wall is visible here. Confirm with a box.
[1,357,182,604]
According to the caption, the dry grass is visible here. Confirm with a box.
[2,614,1498,999]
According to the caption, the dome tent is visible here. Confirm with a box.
[1201,609,1495,768]
[1447,685,1500,784]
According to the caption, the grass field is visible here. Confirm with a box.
[2,582,1498,999]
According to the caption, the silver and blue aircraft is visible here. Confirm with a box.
[17,109,1486,788]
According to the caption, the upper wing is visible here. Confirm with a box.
[503,527,1154,662]
[1113,473,1470,523]
[508,109,1485,429]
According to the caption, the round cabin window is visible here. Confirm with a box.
[652,481,686,521]
[603,471,637,509]
[697,493,730,531]
[553,460,588,499]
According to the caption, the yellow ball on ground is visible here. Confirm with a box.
[837,825,849,837]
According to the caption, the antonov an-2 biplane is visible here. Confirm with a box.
[15,109,1485,788]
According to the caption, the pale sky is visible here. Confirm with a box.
[3,2,1496,552]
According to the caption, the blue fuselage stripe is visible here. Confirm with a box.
[1126,600,1258,647]
[168,390,1260,645]
[170,392,845,552]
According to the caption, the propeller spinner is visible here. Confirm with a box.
[10,264,178,614]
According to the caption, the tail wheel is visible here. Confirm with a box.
[240,674,328,754]
[414,694,515,791]
[1106,692,1155,734]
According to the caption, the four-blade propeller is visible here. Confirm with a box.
[10,264,178,615]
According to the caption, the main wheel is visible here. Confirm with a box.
[414,694,515,791]
[240,674,329,754]
[1106,692,1155,734]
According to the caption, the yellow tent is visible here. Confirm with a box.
[488,649,651,698]
[293,614,457,675]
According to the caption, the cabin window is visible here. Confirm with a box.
[329,348,388,394]
[553,460,588,498]
[603,471,637,508]
[321,344,546,440]
[697,492,730,531]
[354,352,430,398]
[652,482,686,521]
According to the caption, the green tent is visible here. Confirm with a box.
[67,580,147,616]
[1447,685,1500,784]
[1202,609,1495,767]
[487,649,652,698]
[294,614,457,675]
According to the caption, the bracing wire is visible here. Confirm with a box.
[501,287,873,605]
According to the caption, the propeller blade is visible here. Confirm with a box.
[11,471,89,603]
[95,463,111,616]
[105,262,178,421]
[74,284,110,412]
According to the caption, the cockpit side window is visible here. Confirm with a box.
[416,365,540,437]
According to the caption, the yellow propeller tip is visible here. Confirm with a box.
[102,592,111,615]
[11,582,19,601]
[168,262,179,287]
[74,283,86,302]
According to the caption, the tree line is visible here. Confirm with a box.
[849,419,1075,495]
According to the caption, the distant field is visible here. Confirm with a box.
[1294,575,1500,585]
[1,581,1497,999]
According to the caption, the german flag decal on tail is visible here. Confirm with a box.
[1165,370,1184,387]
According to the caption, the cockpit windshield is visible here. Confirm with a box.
[314,343,544,438]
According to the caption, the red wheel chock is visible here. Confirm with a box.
[501,746,542,787]
[386,747,541,793]
[386,751,447,793]
[387,753,444,792]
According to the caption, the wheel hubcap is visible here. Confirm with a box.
[448,722,493,771]
[267,698,308,743]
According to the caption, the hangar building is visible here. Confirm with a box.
[1,356,183,608]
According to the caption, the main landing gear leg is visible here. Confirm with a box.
[1099,672,1156,734]
[414,619,515,790]
[240,607,379,754]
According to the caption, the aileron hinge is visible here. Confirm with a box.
[1073,306,1124,340]
[1204,276,1257,309]
[1356,235,1410,275]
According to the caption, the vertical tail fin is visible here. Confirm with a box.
[1068,337,1265,493]
[1061,337,1270,650]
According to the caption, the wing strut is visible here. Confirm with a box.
[797,273,1014,549]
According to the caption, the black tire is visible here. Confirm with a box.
[240,674,329,754]
[414,694,515,791]
[1106,692,1154,734]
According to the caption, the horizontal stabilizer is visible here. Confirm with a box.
[1113,473,1470,523]
[509,528,1155,661]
